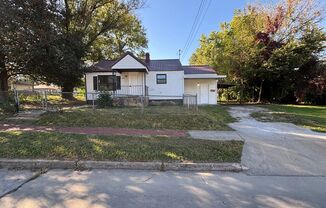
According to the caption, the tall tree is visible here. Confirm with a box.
[191,8,265,103]
[46,0,145,98]
[0,0,146,99]
[0,0,57,98]
[190,0,325,103]
[87,14,148,61]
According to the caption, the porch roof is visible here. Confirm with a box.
[87,52,148,73]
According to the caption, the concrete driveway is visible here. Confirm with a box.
[228,106,326,176]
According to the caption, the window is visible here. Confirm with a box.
[98,75,121,91]
[107,75,115,91]
[93,76,98,91]
[156,74,167,84]
[116,76,121,90]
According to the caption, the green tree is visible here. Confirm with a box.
[0,0,57,98]
[190,0,325,103]
[87,15,148,61]
[48,0,145,98]
[1,0,146,99]
[191,8,265,103]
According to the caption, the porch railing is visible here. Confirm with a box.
[114,85,146,96]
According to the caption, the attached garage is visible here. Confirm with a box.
[183,66,226,105]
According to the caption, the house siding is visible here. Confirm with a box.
[184,79,217,104]
[85,71,146,100]
[111,54,147,70]
[146,71,184,100]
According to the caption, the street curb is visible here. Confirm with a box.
[0,159,76,170]
[0,159,247,172]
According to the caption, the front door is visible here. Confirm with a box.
[199,83,209,104]
[127,72,143,95]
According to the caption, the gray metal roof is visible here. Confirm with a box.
[87,53,216,74]
[183,65,216,74]
[88,59,183,72]
[147,59,182,71]
[88,60,116,72]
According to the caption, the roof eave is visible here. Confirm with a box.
[184,74,226,79]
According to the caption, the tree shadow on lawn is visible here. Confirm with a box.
[32,105,235,131]
[0,131,243,163]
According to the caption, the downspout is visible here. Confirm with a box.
[144,72,147,96]
[84,73,87,103]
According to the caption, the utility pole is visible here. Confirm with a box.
[178,49,182,60]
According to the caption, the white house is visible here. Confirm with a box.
[85,52,225,105]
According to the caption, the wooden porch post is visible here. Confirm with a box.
[143,72,147,96]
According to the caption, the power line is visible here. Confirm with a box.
[181,0,212,62]
[182,0,211,61]
[181,0,206,61]
[193,0,212,42]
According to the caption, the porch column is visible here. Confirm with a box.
[144,72,147,96]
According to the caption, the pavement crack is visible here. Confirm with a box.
[141,173,155,183]
[0,168,48,199]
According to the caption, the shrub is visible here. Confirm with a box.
[304,88,326,105]
[97,92,113,108]
[0,93,17,113]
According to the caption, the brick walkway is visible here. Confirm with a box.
[0,124,188,138]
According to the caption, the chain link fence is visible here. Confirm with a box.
[0,90,198,113]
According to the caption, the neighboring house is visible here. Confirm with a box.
[10,78,60,92]
[85,52,225,105]
[10,80,34,91]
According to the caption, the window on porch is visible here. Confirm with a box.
[96,75,121,91]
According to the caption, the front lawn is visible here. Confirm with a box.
[0,111,11,121]
[0,131,243,163]
[34,105,235,130]
[252,104,326,132]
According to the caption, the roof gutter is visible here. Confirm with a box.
[184,74,226,79]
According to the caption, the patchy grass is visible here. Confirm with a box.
[0,113,7,121]
[252,104,326,133]
[34,105,235,130]
[46,94,85,105]
[0,110,12,121]
[0,131,243,163]
[17,93,85,109]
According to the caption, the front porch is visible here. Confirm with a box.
[86,71,148,101]
[115,85,148,96]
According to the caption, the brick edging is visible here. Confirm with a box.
[0,159,247,172]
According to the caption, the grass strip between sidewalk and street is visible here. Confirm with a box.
[0,131,243,163]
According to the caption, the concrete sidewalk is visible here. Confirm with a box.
[0,170,35,198]
[188,130,243,141]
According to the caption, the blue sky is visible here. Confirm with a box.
[137,0,259,64]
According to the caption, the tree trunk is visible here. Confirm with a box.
[257,79,264,103]
[239,79,244,104]
[61,82,75,100]
[0,53,9,101]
